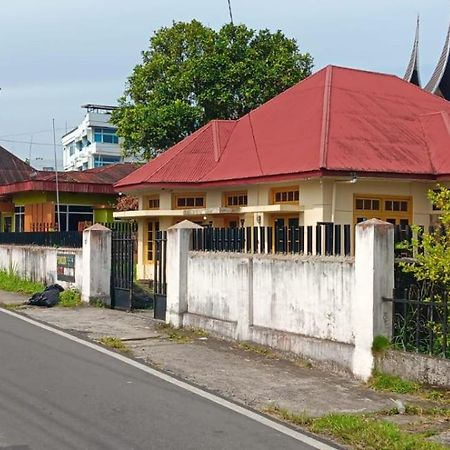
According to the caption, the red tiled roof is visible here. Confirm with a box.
[116,65,450,190]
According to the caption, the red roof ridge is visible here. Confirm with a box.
[211,119,236,162]
[319,65,333,168]
[248,113,265,176]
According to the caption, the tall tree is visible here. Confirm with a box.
[112,20,313,159]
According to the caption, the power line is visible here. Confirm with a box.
[0,127,68,139]
[0,138,63,147]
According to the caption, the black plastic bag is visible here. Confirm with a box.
[28,284,64,307]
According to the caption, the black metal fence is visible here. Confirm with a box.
[0,231,82,248]
[391,224,450,358]
[386,268,449,359]
[192,223,352,256]
[153,230,167,320]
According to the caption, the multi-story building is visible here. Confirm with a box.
[62,104,125,171]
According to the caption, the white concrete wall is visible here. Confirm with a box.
[185,252,356,372]
[0,245,83,291]
[167,219,394,380]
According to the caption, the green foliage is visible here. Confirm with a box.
[59,289,82,308]
[111,20,313,159]
[372,335,391,354]
[369,372,420,394]
[398,185,450,355]
[400,186,450,286]
[0,268,44,294]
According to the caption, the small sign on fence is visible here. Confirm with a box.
[57,253,76,282]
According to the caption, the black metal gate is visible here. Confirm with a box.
[153,230,167,320]
[111,227,135,310]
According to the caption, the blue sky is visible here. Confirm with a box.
[0,0,448,168]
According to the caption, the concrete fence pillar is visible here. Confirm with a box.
[82,224,112,305]
[166,220,202,327]
[353,219,394,380]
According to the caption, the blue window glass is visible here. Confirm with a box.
[92,127,119,144]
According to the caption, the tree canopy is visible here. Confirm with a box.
[111,20,313,160]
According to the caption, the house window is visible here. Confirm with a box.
[174,194,205,209]
[147,221,159,262]
[55,205,93,231]
[353,195,411,226]
[272,187,299,204]
[93,127,119,144]
[225,192,248,207]
[148,196,160,209]
[14,206,24,232]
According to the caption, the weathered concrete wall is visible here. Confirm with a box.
[185,251,356,372]
[375,350,450,388]
[0,245,83,291]
[168,219,394,380]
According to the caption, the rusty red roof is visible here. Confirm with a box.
[116,65,450,190]
[0,163,139,195]
[0,145,34,184]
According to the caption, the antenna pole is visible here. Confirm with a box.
[227,0,234,25]
[53,119,61,231]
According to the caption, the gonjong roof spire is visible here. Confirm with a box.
[425,21,450,100]
[404,15,421,87]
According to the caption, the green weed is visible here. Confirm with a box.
[59,289,82,307]
[369,372,420,394]
[0,268,44,294]
[98,336,130,354]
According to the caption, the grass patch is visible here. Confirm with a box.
[369,372,420,394]
[98,336,130,354]
[59,289,82,308]
[0,268,44,295]
[265,406,448,450]
[310,413,446,450]
[372,335,391,354]
[238,342,276,357]
[156,323,210,343]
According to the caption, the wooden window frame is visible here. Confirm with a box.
[223,191,248,207]
[353,194,412,225]
[271,186,300,205]
[146,220,160,263]
[173,193,206,209]
[147,195,160,210]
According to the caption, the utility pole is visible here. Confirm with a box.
[52,119,61,231]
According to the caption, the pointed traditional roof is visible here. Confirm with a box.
[0,145,33,184]
[116,65,450,190]
[425,23,450,99]
[404,16,421,87]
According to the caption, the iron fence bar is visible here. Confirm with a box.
[334,224,341,255]
[307,226,313,254]
[315,225,322,255]
[344,225,351,256]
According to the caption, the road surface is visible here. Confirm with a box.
[0,310,335,450]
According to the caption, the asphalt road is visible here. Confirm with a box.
[0,310,333,450]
